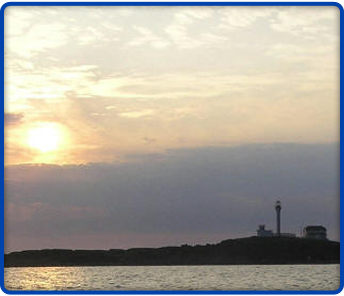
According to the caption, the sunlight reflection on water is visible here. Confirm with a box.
[4,264,340,291]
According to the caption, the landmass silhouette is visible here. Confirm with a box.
[5,236,339,267]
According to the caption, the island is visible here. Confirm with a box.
[4,236,339,267]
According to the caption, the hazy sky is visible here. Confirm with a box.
[4,6,340,252]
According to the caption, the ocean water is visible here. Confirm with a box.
[4,265,340,291]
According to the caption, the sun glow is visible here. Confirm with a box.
[27,123,64,153]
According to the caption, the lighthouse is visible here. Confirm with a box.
[275,200,282,236]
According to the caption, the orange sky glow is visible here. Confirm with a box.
[4,6,339,166]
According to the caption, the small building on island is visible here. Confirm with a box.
[303,225,327,240]
[257,225,296,237]
[256,201,328,239]
[257,225,273,237]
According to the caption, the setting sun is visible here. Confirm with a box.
[27,123,63,153]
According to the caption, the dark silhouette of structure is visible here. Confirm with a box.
[257,225,273,237]
[275,200,282,236]
[257,200,295,237]
[303,225,327,240]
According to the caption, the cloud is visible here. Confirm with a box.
[270,7,338,38]
[78,27,104,45]
[218,7,274,31]
[105,105,117,110]
[5,113,23,126]
[182,8,214,20]
[5,143,339,251]
[5,20,68,58]
[119,109,155,119]
[5,64,99,106]
[164,9,224,49]
[164,23,202,49]
[129,26,170,49]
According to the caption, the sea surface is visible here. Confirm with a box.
[4,265,340,291]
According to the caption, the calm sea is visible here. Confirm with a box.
[4,265,340,291]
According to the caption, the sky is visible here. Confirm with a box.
[4,6,340,252]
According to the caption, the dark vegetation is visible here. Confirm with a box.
[5,237,339,267]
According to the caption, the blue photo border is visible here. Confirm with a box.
[0,1,342,294]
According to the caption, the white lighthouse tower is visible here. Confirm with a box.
[274,200,282,236]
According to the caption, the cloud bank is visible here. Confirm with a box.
[5,143,339,252]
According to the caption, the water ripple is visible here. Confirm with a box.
[4,265,340,291]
